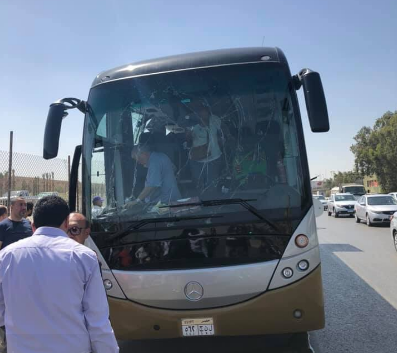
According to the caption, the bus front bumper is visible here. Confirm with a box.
[109,266,325,340]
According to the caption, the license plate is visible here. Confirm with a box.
[181,318,215,337]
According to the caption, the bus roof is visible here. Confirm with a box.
[91,47,287,88]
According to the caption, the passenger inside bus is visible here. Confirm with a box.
[122,99,290,210]
[185,100,229,191]
[91,77,304,220]
[126,144,181,208]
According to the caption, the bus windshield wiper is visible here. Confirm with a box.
[107,215,223,242]
[163,198,281,233]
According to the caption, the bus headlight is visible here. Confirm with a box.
[297,260,309,271]
[293,310,303,319]
[282,267,294,279]
[295,234,309,248]
[103,279,113,290]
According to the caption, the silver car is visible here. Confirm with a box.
[327,193,356,217]
[390,212,397,252]
[313,195,328,210]
[355,194,397,226]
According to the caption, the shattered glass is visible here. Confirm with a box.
[83,63,309,235]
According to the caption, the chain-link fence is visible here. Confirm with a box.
[0,149,71,207]
[0,132,86,213]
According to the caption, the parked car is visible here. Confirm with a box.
[36,191,59,199]
[390,212,397,252]
[0,190,38,205]
[313,195,328,210]
[1,190,29,198]
[355,194,397,226]
[327,193,357,217]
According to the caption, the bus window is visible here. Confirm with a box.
[84,63,308,238]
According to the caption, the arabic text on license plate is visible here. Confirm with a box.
[181,318,215,337]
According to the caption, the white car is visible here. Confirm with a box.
[313,195,328,210]
[327,193,357,217]
[389,192,397,201]
[390,212,397,252]
[355,194,397,226]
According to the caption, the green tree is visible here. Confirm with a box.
[351,111,397,193]
[322,172,362,193]
[333,171,362,186]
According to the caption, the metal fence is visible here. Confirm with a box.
[0,149,71,206]
[0,131,91,214]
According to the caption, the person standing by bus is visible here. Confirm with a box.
[0,196,119,353]
[0,199,32,352]
[67,212,91,245]
[0,198,32,250]
[26,201,34,224]
[0,207,7,223]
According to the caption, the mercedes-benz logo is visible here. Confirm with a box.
[184,281,204,301]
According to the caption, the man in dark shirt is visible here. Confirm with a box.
[0,197,33,351]
[0,198,32,250]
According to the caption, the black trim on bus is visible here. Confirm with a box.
[99,233,290,272]
[92,47,286,88]
[69,145,82,212]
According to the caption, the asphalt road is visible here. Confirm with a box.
[310,212,397,353]
[118,212,397,352]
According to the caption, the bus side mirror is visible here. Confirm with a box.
[296,69,329,133]
[43,103,67,160]
[43,98,86,160]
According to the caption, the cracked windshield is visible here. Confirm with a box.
[84,64,306,234]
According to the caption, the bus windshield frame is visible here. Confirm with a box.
[82,62,312,243]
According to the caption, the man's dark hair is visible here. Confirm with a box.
[33,196,70,228]
[0,205,7,217]
[27,202,34,212]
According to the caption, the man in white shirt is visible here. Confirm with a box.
[0,195,119,353]
[186,101,231,191]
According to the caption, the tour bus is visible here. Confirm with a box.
[340,184,366,200]
[331,184,366,200]
[43,48,329,343]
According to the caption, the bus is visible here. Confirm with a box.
[331,184,366,200]
[43,47,329,343]
[340,184,366,200]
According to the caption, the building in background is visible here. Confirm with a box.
[363,174,383,194]
[311,180,327,196]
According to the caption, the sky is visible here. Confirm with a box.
[0,0,396,180]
